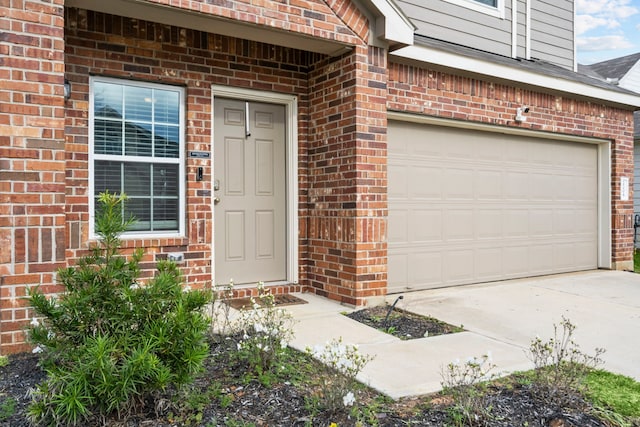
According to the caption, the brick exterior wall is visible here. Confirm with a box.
[306,45,388,306]
[387,63,635,268]
[0,0,635,353]
[0,0,67,353]
[64,7,324,295]
[142,0,364,46]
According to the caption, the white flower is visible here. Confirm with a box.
[337,358,354,372]
[30,317,39,327]
[254,323,265,333]
[423,331,429,338]
[182,285,192,293]
[343,391,355,407]
[32,345,43,354]
[130,283,140,290]
[312,344,323,357]
[280,340,287,349]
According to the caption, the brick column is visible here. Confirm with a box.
[610,117,635,271]
[307,45,388,306]
[0,0,66,353]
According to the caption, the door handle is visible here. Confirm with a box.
[214,197,221,205]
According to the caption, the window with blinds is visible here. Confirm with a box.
[90,77,185,236]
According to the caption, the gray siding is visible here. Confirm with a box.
[530,0,574,69]
[396,0,575,70]
[620,61,640,94]
[516,0,527,58]
[396,0,513,57]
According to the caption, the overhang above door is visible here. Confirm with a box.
[66,0,353,56]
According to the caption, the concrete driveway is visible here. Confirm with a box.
[286,270,640,399]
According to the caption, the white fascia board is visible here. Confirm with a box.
[391,44,640,109]
[366,0,415,46]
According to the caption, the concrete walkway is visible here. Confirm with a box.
[285,270,640,399]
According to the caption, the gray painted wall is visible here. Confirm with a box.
[531,0,573,69]
[396,0,575,70]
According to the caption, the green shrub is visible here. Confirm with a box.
[527,317,604,406]
[0,397,17,421]
[229,282,295,385]
[440,352,496,427]
[27,192,211,426]
[306,337,373,414]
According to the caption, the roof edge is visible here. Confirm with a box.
[358,0,415,47]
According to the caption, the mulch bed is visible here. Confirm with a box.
[345,305,463,340]
[0,352,45,427]
[0,337,611,427]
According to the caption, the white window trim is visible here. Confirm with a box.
[442,0,505,19]
[88,76,187,240]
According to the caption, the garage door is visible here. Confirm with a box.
[388,121,599,293]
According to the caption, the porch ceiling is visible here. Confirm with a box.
[66,0,354,56]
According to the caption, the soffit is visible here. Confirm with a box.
[66,0,355,56]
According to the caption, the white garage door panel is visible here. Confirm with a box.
[388,121,598,292]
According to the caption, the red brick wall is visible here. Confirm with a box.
[306,45,388,305]
[3,1,634,354]
[64,8,323,294]
[1,0,377,352]
[387,62,635,268]
[0,0,67,353]
[142,0,364,46]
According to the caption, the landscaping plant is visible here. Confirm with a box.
[229,281,296,385]
[306,337,374,414]
[527,316,605,406]
[26,192,211,426]
[440,352,496,426]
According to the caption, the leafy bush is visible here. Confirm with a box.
[527,317,605,406]
[229,282,295,385]
[307,337,373,413]
[440,352,496,426]
[27,192,211,426]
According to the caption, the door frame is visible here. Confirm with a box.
[211,85,299,287]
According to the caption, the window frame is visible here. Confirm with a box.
[442,0,505,19]
[88,76,186,240]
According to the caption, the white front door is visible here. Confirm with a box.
[214,98,286,285]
